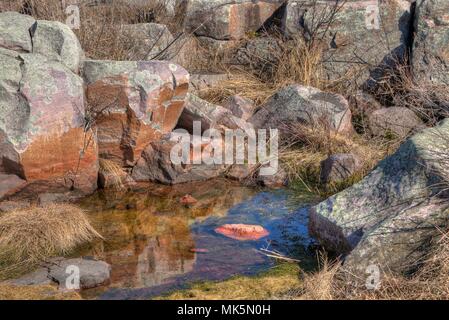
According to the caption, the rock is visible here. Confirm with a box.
[132,135,227,184]
[0,12,35,52]
[320,153,362,185]
[190,73,230,93]
[32,20,84,73]
[368,107,424,138]
[177,94,254,133]
[257,166,287,188]
[119,23,174,60]
[189,248,209,253]
[98,168,135,189]
[180,194,198,206]
[222,95,255,121]
[309,119,449,276]
[215,224,269,241]
[0,174,26,200]
[0,53,98,193]
[4,268,52,286]
[48,258,111,290]
[232,36,281,73]
[185,0,285,40]
[37,193,75,206]
[226,164,255,181]
[413,0,449,86]
[283,0,413,85]
[249,84,353,135]
[83,60,189,166]
[0,200,30,212]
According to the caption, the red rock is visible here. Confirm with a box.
[0,55,98,194]
[215,224,269,241]
[0,174,26,200]
[180,194,198,206]
[84,60,189,166]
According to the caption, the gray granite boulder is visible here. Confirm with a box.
[413,0,449,86]
[283,0,414,86]
[249,84,353,135]
[310,119,449,275]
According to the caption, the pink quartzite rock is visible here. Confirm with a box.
[215,224,269,241]
[0,53,98,193]
[83,60,190,166]
[185,0,285,40]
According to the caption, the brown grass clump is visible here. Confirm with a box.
[0,204,101,280]
[99,158,126,190]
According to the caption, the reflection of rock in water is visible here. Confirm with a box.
[135,237,195,288]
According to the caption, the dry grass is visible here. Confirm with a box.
[0,284,82,300]
[0,204,101,280]
[99,158,126,190]
[296,229,449,300]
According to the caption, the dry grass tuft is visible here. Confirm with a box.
[99,158,126,190]
[0,204,101,280]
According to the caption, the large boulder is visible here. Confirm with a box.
[0,12,84,73]
[184,0,285,40]
[0,174,26,200]
[309,119,449,276]
[32,20,84,74]
[0,53,98,193]
[249,84,353,134]
[413,0,449,86]
[177,94,254,134]
[283,0,413,85]
[83,60,189,166]
[132,135,227,184]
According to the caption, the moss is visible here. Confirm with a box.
[156,263,301,300]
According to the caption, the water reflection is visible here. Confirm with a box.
[77,179,315,299]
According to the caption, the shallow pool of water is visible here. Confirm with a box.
[76,179,317,299]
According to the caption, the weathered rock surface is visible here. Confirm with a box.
[48,258,111,290]
[185,0,285,40]
[190,73,230,93]
[132,135,227,184]
[232,36,281,72]
[283,0,413,85]
[32,20,84,74]
[83,60,189,166]
[413,0,449,86]
[310,119,449,275]
[249,84,353,134]
[0,12,35,52]
[0,53,98,193]
[0,200,30,212]
[223,95,255,121]
[0,174,26,200]
[177,94,254,134]
[368,107,424,138]
[320,153,362,185]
